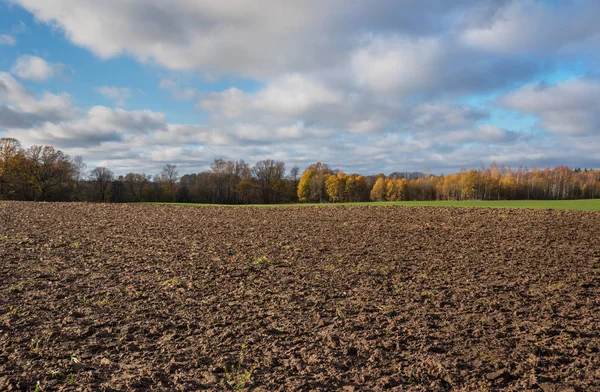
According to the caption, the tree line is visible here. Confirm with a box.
[1,138,598,203]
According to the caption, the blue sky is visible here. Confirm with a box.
[0,0,599,175]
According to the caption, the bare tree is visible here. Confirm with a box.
[124,172,149,202]
[162,164,178,184]
[157,164,178,201]
[252,159,285,204]
[71,156,87,182]
[89,167,114,202]
[289,165,300,201]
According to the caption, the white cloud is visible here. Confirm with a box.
[0,34,16,45]
[254,74,342,115]
[461,0,600,55]
[3,0,600,174]
[0,72,76,124]
[11,55,63,82]
[499,78,600,135]
[5,0,537,79]
[159,79,197,101]
[6,106,166,147]
[351,36,443,95]
[198,75,344,122]
[96,86,133,107]
[198,88,247,119]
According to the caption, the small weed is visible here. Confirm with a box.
[377,266,390,276]
[8,279,26,293]
[224,344,256,390]
[77,295,93,306]
[393,283,404,294]
[71,242,80,249]
[46,370,63,379]
[30,338,42,352]
[253,256,270,265]
[34,380,42,392]
[420,289,440,298]
[99,298,114,308]
[335,306,346,318]
[8,305,20,316]
[66,374,75,384]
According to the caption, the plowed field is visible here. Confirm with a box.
[1,202,599,391]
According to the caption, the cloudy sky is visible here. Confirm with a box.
[0,0,599,175]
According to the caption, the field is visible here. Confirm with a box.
[1,202,599,391]
[140,199,600,211]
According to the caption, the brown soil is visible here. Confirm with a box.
[1,202,599,391]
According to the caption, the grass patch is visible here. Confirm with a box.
[135,199,600,211]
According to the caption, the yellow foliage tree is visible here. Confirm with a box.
[370,177,387,201]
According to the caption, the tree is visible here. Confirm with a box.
[157,164,178,202]
[297,162,332,203]
[25,145,74,201]
[289,165,300,202]
[325,174,342,202]
[162,164,178,184]
[70,155,87,201]
[89,167,114,202]
[252,159,285,204]
[123,173,149,202]
[0,138,24,199]
[370,177,387,201]
[345,174,368,202]
[298,169,315,203]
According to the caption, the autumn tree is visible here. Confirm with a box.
[345,174,368,202]
[325,172,344,202]
[25,145,74,201]
[370,177,387,201]
[0,138,24,199]
[297,162,332,203]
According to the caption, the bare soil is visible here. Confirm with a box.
[1,202,599,391]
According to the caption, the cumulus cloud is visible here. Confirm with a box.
[6,106,166,147]
[96,86,134,107]
[0,72,76,124]
[198,75,345,122]
[11,55,63,82]
[4,0,548,79]
[3,0,600,173]
[499,78,600,136]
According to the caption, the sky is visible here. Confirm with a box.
[0,0,599,175]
